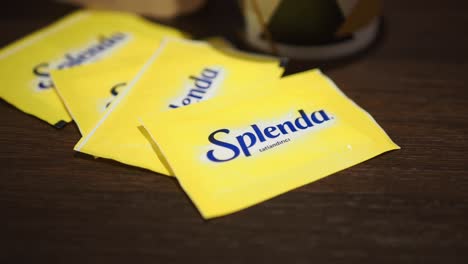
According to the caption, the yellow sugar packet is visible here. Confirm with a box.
[74,38,285,175]
[0,9,186,127]
[140,69,400,219]
[52,61,139,135]
[203,37,234,49]
[50,37,240,135]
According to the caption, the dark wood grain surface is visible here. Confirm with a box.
[1,1,467,263]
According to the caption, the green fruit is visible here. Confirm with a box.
[267,0,347,45]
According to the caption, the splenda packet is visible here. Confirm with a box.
[141,69,400,218]
[50,37,237,135]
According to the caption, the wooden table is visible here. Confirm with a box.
[1,1,467,263]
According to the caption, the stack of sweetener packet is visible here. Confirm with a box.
[57,38,285,174]
[0,10,187,127]
[0,10,399,219]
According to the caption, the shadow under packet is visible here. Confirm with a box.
[0,9,187,127]
[140,69,400,219]
[72,38,285,176]
[50,37,236,136]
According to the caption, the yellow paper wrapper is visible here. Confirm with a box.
[51,37,239,135]
[141,69,400,219]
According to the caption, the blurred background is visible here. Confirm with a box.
[1,0,387,69]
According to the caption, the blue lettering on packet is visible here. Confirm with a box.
[32,32,129,90]
[169,68,220,109]
[207,109,333,162]
[105,82,126,109]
